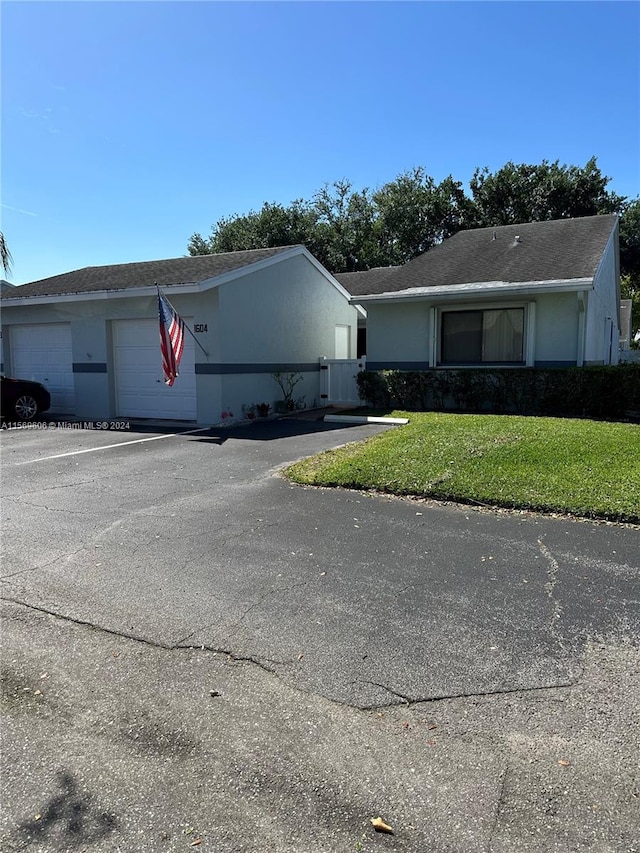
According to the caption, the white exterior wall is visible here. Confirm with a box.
[584,228,620,365]
[365,294,582,369]
[365,302,430,369]
[532,292,579,366]
[216,253,358,417]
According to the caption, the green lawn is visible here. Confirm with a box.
[286,413,640,523]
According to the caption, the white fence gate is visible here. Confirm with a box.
[319,357,366,405]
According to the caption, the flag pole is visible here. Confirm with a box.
[157,285,209,357]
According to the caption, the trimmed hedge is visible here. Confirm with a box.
[356,365,640,420]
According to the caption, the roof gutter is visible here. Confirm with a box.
[350,277,594,305]
[0,283,201,306]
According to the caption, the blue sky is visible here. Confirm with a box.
[2,1,639,285]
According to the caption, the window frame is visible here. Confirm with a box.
[434,302,534,368]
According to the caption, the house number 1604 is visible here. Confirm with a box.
[194,324,207,333]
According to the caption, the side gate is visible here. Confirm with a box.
[319,357,366,406]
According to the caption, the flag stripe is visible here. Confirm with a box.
[158,291,186,386]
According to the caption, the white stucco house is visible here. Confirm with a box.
[335,215,621,370]
[0,246,360,423]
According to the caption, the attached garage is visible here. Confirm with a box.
[113,319,197,420]
[10,323,75,414]
[0,246,361,425]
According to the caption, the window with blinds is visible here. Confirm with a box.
[440,308,525,364]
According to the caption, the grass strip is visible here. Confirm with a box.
[286,413,640,523]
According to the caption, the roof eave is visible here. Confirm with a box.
[0,283,202,306]
[0,246,305,306]
[349,277,595,304]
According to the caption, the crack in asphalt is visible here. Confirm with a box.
[122,519,283,548]
[537,538,570,657]
[0,598,292,676]
[395,577,443,596]
[2,479,100,496]
[1,598,582,713]
[0,597,172,649]
[360,679,412,704]
[487,763,509,853]
[207,519,284,549]
[2,497,94,515]
[228,579,312,632]
[538,538,562,616]
[127,537,165,560]
[176,644,294,674]
[174,578,313,646]
[354,679,579,711]
[0,546,94,581]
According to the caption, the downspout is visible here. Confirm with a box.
[577,291,586,367]
[429,307,437,367]
[526,301,536,366]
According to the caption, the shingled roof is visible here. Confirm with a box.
[349,215,618,298]
[332,266,401,296]
[1,246,298,299]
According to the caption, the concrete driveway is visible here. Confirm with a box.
[1,417,639,852]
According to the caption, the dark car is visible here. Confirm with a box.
[1,375,51,421]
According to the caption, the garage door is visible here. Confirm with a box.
[10,323,75,414]
[113,319,197,420]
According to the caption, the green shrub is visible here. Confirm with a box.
[356,370,391,408]
[356,365,640,420]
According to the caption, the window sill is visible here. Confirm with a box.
[436,362,528,369]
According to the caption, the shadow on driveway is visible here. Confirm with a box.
[42,412,384,446]
[188,415,379,445]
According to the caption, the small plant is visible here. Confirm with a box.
[220,409,234,421]
[354,831,367,851]
[242,404,256,420]
[272,371,304,413]
[256,402,271,418]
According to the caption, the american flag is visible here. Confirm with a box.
[158,290,185,386]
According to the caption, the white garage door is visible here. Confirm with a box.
[114,319,197,420]
[10,323,75,414]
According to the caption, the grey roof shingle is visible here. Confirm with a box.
[1,246,298,299]
[349,215,618,297]
[333,267,402,296]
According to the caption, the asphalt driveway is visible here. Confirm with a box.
[2,417,639,852]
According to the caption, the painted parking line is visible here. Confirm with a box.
[16,428,211,465]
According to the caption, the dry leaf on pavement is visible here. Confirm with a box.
[371,816,394,834]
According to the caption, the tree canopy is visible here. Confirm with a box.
[619,196,640,343]
[188,158,639,340]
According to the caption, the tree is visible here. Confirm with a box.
[188,199,323,259]
[373,169,476,264]
[187,158,631,279]
[469,157,625,226]
[189,183,382,272]
[311,180,381,271]
[619,197,640,281]
[0,231,12,275]
[619,197,640,346]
